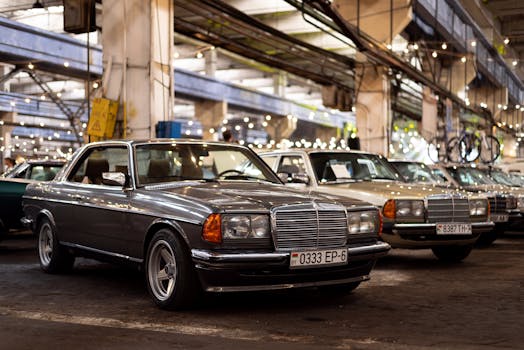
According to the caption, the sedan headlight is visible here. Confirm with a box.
[383,199,425,222]
[222,214,270,239]
[518,196,524,209]
[506,196,518,210]
[348,210,381,235]
[469,198,488,216]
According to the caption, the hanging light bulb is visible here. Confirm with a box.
[441,43,447,50]
[432,51,438,58]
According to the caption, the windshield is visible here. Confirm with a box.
[489,169,521,187]
[391,162,442,184]
[135,143,280,185]
[309,152,400,183]
[446,167,495,186]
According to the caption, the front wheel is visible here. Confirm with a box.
[479,135,500,163]
[145,229,201,310]
[38,218,75,273]
[431,245,473,262]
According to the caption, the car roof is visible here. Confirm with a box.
[82,139,248,148]
[260,148,383,157]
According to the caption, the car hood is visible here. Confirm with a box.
[141,181,371,211]
[313,180,466,207]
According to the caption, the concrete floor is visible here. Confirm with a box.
[0,233,522,350]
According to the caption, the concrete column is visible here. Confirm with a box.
[421,87,438,139]
[266,116,297,142]
[204,49,217,77]
[449,57,476,97]
[315,125,337,142]
[102,0,174,139]
[194,100,227,141]
[273,72,287,98]
[334,0,412,43]
[354,65,390,155]
[0,112,15,159]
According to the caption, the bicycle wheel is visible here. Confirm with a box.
[427,136,447,163]
[447,136,462,163]
[459,134,481,162]
[479,135,501,163]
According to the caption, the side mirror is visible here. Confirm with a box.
[277,172,310,185]
[102,172,127,187]
[291,173,310,184]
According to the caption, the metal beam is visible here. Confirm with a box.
[0,16,102,79]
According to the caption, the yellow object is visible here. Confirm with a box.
[87,98,119,138]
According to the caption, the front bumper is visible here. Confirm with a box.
[191,242,390,292]
[382,221,494,248]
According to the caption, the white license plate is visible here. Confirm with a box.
[289,248,348,268]
[491,214,509,222]
[436,223,472,235]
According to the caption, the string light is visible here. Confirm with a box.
[432,51,438,58]
[27,63,34,70]
[441,43,447,50]
[504,38,510,45]
[63,61,69,67]
[513,60,518,67]
[461,56,467,63]
[471,41,476,47]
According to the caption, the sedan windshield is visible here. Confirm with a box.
[446,167,495,186]
[309,152,399,183]
[489,169,521,187]
[391,162,442,184]
[135,143,280,185]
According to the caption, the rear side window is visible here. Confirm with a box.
[68,147,129,185]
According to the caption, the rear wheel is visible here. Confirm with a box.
[38,218,75,273]
[479,135,500,163]
[145,229,201,310]
[431,245,473,262]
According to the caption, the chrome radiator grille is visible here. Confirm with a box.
[489,195,516,211]
[426,195,470,223]
[272,203,348,251]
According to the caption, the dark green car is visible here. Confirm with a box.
[0,160,65,239]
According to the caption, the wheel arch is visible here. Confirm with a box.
[35,209,57,233]
[143,219,191,261]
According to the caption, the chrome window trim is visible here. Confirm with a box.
[61,242,143,263]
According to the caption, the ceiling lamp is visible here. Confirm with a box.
[32,0,44,9]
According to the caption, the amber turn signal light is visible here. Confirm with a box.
[203,213,222,244]
[383,199,396,219]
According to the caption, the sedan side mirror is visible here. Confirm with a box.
[277,172,310,185]
[102,172,128,187]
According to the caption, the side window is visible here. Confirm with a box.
[277,156,306,175]
[68,146,129,185]
[261,156,278,171]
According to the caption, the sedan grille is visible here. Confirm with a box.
[272,202,348,251]
[426,195,470,223]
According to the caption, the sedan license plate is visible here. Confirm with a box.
[290,248,347,269]
[491,214,509,222]
[436,223,472,235]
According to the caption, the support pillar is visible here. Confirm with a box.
[273,72,287,98]
[194,100,227,141]
[266,116,297,142]
[449,57,476,97]
[355,65,390,155]
[102,0,174,139]
[421,87,438,139]
[315,125,337,142]
[0,112,15,161]
[204,49,217,77]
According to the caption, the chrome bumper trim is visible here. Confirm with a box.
[191,242,391,263]
[204,275,369,293]
[20,217,33,227]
